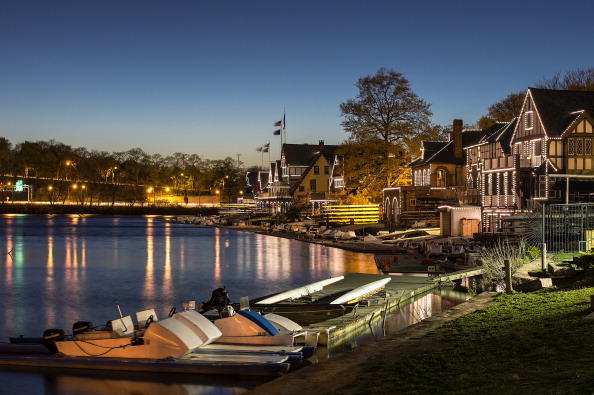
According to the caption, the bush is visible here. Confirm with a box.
[479,239,528,291]
[527,245,541,261]
[575,252,594,271]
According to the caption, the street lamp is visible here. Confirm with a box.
[147,187,155,205]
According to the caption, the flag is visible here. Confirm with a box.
[273,129,281,135]
[263,147,269,153]
[264,143,270,148]
[274,120,282,127]
[283,113,286,128]
[256,147,262,152]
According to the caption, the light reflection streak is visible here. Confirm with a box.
[5,234,13,286]
[213,227,221,283]
[163,222,172,295]
[143,217,155,302]
[3,224,13,333]
[45,235,56,328]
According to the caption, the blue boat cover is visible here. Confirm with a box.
[237,310,279,335]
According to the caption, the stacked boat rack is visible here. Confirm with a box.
[0,272,481,377]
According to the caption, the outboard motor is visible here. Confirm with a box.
[199,287,231,316]
[72,321,93,336]
[42,328,65,354]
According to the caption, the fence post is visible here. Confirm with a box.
[541,204,546,273]
[504,259,513,294]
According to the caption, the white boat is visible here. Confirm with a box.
[255,276,344,305]
[329,278,391,305]
[263,313,319,346]
[54,310,222,359]
[214,309,317,346]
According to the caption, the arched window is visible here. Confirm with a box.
[436,168,448,187]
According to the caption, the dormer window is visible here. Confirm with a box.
[524,111,533,130]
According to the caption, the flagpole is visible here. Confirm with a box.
[280,116,283,157]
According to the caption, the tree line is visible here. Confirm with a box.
[0,138,245,204]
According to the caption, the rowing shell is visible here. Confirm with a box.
[256,276,344,304]
[329,278,391,305]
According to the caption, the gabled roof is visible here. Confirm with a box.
[421,141,447,159]
[412,128,490,167]
[476,119,517,154]
[282,143,339,167]
[288,152,333,195]
[258,171,269,188]
[246,171,258,188]
[275,160,282,180]
[529,88,594,137]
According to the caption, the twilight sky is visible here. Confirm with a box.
[1,1,594,165]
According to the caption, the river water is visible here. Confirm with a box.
[0,215,467,395]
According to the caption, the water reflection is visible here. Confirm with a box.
[326,289,470,359]
[44,375,248,395]
[0,215,379,336]
[0,214,380,393]
[144,217,155,303]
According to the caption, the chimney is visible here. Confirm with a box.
[319,140,325,146]
[453,119,463,159]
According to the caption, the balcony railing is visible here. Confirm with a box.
[483,194,515,207]
[519,156,542,168]
[483,156,515,170]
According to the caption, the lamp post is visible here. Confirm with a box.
[81,184,87,206]
[215,189,220,205]
[48,185,54,205]
[147,187,155,205]
[70,183,78,204]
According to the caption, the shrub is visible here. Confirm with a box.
[479,239,528,291]
[575,252,594,271]
[526,246,541,261]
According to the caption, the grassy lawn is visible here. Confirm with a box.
[355,288,594,395]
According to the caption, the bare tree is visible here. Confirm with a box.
[340,68,432,145]
[538,67,594,91]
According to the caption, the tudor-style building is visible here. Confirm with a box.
[474,88,594,232]
[464,120,518,232]
[257,140,345,212]
[383,119,491,229]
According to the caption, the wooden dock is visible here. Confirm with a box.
[277,269,484,347]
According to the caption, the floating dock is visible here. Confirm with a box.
[0,354,291,377]
[253,269,484,347]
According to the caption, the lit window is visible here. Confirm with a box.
[436,169,447,187]
[525,111,533,130]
